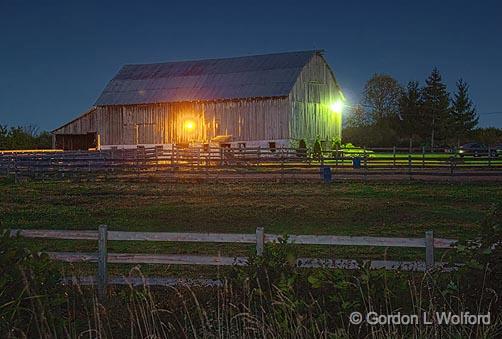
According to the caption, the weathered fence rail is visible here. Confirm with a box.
[1,145,501,182]
[9,226,458,300]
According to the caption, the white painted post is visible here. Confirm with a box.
[256,227,264,256]
[425,230,434,270]
[97,224,108,302]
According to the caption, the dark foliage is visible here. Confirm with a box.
[421,67,451,147]
[342,70,493,148]
[450,79,479,145]
[0,125,52,150]
[0,231,67,337]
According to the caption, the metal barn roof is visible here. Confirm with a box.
[95,50,321,106]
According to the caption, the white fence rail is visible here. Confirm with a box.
[9,226,458,300]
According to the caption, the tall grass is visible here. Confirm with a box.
[1,263,500,338]
[1,206,500,338]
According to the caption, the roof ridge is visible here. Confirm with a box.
[123,50,322,67]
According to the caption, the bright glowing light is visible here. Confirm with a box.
[184,120,195,131]
[330,100,344,114]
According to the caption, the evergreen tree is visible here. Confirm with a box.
[450,79,478,145]
[399,81,424,142]
[422,68,451,148]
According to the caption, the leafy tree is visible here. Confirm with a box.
[362,74,402,125]
[35,131,53,148]
[0,125,8,149]
[7,127,34,149]
[450,79,478,145]
[471,127,502,145]
[344,104,370,128]
[0,125,52,150]
[421,68,451,148]
[399,81,424,143]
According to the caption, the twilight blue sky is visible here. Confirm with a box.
[1,0,501,131]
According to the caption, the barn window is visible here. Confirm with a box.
[307,82,322,103]
[238,142,246,149]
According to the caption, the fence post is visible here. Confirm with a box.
[13,153,18,184]
[256,227,264,256]
[408,153,412,180]
[97,224,108,302]
[335,144,339,169]
[392,146,396,168]
[488,146,492,168]
[422,146,425,168]
[363,146,367,181]
[425,230,434,270]
[281,145,284,181]
[171,144,175,172]
[205,147,209,178]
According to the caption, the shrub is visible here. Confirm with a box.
[313,138,322,159]
[0,231,67,337]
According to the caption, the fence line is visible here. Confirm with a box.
[1,145,501,182]
[9,228,457,248]
[9,226,458,300]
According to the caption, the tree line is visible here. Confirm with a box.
[343,68,502,148]
[0,125,52,150]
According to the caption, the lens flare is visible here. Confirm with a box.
[330,100,344,114]
[184,120,195,131]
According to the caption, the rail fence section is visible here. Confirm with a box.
[1,145,501,181]
[9,226,458,300]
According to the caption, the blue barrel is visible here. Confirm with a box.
[353,157,362,169]
[321,166,332,183]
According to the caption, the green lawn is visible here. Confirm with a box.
[1,178,500,276]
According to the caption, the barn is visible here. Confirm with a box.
[52,50,344,150]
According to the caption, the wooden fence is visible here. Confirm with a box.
[9,226,458,300]
[1,145,501,182]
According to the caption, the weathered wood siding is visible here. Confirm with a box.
[53,98,290,145]
[53,53,343,146]
[288,54,342,143]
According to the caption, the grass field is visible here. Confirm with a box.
[1,177,501,276]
